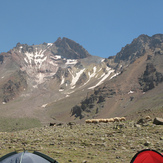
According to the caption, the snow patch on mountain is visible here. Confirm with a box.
[101,59,105,62]
[109,72,121,80]
[67,90,75,94]
[98,73,105,79]
[83,66,97,86]
[128,90,134,94]
[24,48,47,68]
[66,59,78,65]
[24,44,52,69]
[69,68,85,89]
[47,43,53,46]
[41,103,48,108]
[60,76,65,85]
[49,61,58,66]
[53,55,62,60]
[36,73,46,84]
[98,68,102,72]
[19,46,23,53]
[88,67,114,89]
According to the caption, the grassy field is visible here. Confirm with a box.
[0,119,162,163]
[0,117,41,132]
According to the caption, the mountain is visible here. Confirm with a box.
[70,34,163,121]
[0,34,162,125]
[0,37,118,123]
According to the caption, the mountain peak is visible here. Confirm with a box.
[13,37,91,60]
[53,37,91,59]
[114,34,163,63]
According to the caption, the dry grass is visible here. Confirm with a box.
[0,120,162,163]
[0,117,41,132]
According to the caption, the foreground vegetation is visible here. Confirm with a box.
[0,119,162,163]
[0,117,41,132]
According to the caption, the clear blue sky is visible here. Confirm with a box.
[0,0,163,58]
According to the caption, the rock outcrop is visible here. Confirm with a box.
[139,63,163,92]
[153,117,163,125]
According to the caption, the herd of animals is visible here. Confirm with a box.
[49,116,153,126]
[85,117,126,123]
[85,116,152,124]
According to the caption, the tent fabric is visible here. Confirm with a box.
[0,151,58,163]
[130,149,163,163]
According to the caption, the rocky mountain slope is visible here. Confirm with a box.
[0,34,162,124]
[70,34,163,121]
[0,37,118,123]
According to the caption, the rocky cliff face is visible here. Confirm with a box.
[139,63,163,92]
[114,34,149,63]
[114,34,163,62]
[107,34,163,71]
[53,37,91,59]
